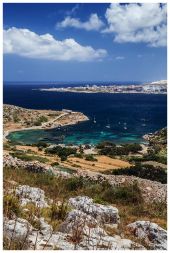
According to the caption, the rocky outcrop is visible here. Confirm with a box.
[15,185,49,208]
[69,196,119,226]
[76,170,167,203]
[4,216,144,250]
[3,154,70,177]
[3,184,145,250]
[127,221,167,250]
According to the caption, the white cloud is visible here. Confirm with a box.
[103,3,167,47]
[65,4,80,16]
[115,56,125,60]
[57,13,104,31]
[3,27,107,61]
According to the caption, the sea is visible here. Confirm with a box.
[4,82,167,146]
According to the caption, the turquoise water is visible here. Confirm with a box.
[8,125,148,145]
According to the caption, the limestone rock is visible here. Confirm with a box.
[15,185,49,208]
[127,221,167,250]
[69,196,119,226]
[4,217,33,239]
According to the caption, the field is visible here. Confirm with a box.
[61,155,131,172]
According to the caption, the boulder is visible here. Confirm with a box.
[69,196,119,226]
[15,185,49,208]
[4,217,33,239]
[127,221,167,250]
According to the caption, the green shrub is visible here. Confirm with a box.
[102,182,142,205]
[112,163,167,184]
[45,146,77,160]
[85,154,97,162]
[65,177,85,191]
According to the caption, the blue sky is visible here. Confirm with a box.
[3,3,167,82]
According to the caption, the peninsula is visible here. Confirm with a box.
[3,104,89,140]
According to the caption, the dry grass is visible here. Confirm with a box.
[61,155,131,172]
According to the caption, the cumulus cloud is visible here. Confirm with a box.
[3,27,107,61]
[103,3,167,47]
[57,13,104,31]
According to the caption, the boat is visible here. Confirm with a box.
[93,116,96,123]
[142,123,146,126]
[106,119,111,128]
[123,122,127,130]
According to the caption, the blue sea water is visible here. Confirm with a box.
[4,83,167,145]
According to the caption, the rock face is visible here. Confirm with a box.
[127,221,167,250]
[69,196,119,226]
[15,185,49,208]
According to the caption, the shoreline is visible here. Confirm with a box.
[39,89,167,95]
[4,106,89,142]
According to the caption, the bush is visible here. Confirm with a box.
[85,154,97,162]
[112,163,167,184]
[74,153,84,158]
[97,142,142,156]
[65,177,85,191]
[101,182,142,205]
[45,146,77,160]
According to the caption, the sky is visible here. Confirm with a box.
[3,3,167,83]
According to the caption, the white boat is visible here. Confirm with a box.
[124,126,127,130]
[106,119,111,128]
[93,116,96,123]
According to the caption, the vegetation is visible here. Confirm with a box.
[45,146,77,161]
[4,194,21,218]
[96,141,142,156]
[110,163,167,184]
[33,116,48,126]
[4,166,167,231]
[85,154,97,162]
[147,127,167,164]
[10,151,49,163]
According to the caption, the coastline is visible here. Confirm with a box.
[4,106,89,142]
[39,89,167,95]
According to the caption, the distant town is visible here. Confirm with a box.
[39,80,167,94]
